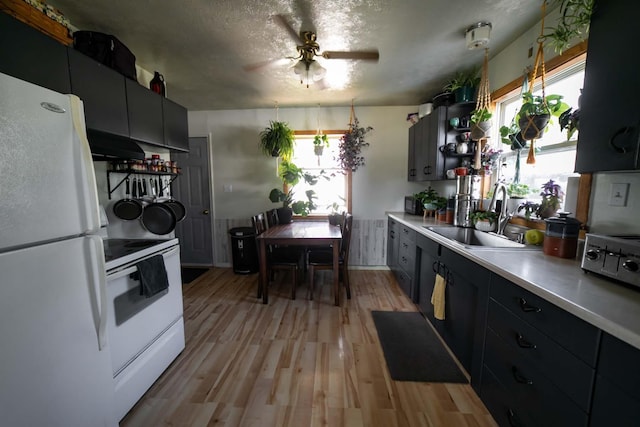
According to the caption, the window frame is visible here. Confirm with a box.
[288,129,352,219]
[490,41,591,232]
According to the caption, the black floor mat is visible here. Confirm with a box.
[371,311,468,383]
[181,267,209,284]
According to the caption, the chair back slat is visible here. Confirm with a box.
[251,212,268,236]
[340,214,353,263]
[266,209,279,228]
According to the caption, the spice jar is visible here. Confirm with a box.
[543,212,581,258]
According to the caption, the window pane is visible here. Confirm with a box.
[291,135,346,215]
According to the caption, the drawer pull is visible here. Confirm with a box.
[519,298,542,313]
[507,408,523,427]
[512,366,533,385]
[516,333,537,349]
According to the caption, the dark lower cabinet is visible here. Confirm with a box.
[68,48,129,137]
[590,333,640,426]
[416,234,439,322]
[438,248,489,387]
[387,218,399,273]
[0,13,70,94]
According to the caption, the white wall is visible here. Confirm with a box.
[189,106,426,221]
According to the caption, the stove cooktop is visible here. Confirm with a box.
[103,238,179,271]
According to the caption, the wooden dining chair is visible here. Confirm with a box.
[307,213,353,301]
[252,212,302,300]
[266,208,279,228]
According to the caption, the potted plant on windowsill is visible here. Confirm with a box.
[470,210,498,232]
[268,160,323,222]
[259,120,295,159]
[537,179,564,219]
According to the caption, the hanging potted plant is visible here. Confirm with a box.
[259,120,295,159]
[268,160,323,222]
[313,133,329,156]
[540,0,594,54]
[337,104,372,173]
[470,107,493,141]
[516,92,570,140]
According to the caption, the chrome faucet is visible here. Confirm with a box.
[488,182,512,235]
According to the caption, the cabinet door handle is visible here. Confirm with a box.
[423,166,431,175]
[507,408,523,427]
[519,298,541,313]
[512,366,533,385]
[516,333,537,349]
[609,125,634,153]
[390,231,395,238]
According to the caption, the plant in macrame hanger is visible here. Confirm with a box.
[469,48,493,172]
[337,101,372,173]
[312,104,328,164]
[517,1,570,164]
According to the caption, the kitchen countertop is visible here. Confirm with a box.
[388,212,640,351]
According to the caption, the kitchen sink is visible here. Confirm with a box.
[424,226,539,250]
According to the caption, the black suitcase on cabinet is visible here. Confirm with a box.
[73,30,137,81]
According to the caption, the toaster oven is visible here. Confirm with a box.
[405,196,423,215]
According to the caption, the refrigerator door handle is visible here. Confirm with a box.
[88,235,109,350]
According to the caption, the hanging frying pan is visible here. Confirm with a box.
[141,201,176,235]
[113,178,143,220]
[161,178,186,222]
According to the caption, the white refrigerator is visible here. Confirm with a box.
[0,73,117,426]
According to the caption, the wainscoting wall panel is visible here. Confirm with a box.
[213,218,388,267]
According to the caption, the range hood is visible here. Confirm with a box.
[86,129,145,160]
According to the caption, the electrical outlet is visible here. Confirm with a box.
[609,183,629,206]
[223,184,233,193]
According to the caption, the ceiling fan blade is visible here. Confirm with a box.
[273,14,302,44]
[321,50,380,61]
[243,57,290,72]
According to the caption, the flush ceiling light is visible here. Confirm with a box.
[465,22,492,50]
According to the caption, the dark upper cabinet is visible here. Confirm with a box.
[126,79,164,146]
[575,0,640,172]
[0,13,70,93]
[163,98,189,152]
[68,48,129,137]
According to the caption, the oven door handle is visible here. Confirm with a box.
[106,246,180,281]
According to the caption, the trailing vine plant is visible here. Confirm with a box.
[337,104,372,172]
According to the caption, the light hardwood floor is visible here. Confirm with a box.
[121,268,497,427]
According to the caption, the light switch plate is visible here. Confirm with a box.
[609,183,629,206]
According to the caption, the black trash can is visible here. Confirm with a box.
[229,227,258,274]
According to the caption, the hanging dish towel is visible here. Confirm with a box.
[431,274,446,320]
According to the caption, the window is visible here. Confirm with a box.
[493,61,585,211]
[289,133,350,216]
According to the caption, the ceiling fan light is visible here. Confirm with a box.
[293,60,307,76]
[309,60,326,81]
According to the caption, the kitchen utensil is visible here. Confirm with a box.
[131,177,138,198]
[543,212,580,258]
[113,178,143,220]
[142,178,147,196]
[141,201,176,235]
[158,178,186,222]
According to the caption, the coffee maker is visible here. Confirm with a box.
[453,175,482,227]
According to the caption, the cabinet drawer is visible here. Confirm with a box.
[480,366,537,427]
[488,299,595,411]
[399,224,416,242]
[490,275,600,366]
[484,328,588,427]
[440,247,490,286]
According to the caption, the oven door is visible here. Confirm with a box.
[106,244,183,376]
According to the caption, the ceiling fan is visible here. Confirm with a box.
[244,14,380,87]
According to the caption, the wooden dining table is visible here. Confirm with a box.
[256,221,342,305]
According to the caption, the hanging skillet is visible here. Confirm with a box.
[141,178,177,235]
[161,178,186,222]
[113,178,143,220]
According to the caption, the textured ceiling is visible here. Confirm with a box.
[48,0,543,111]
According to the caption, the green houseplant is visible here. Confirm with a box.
[538,179,564,219]
[517,91,570,140]
[337,117,372,173]
[541,0,594,54]
[313,133,329,156]
[444,67,480,103]
[470,210,498,232]
[259,121,295,159]
[470,107,493,141]
[414,187,445,215]
[268,160,322,221]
